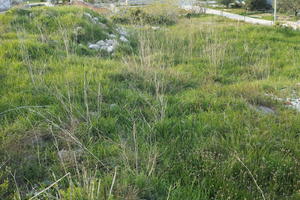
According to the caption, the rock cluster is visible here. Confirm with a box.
[88,27,129,53]
[84,12,108,29]
[282,21,300,30]
[120,35,129,42]
[84,12,99,24]
[83,12,130,53]
[116,27,127,36]
[266,94,300,112]
[285,98,300,112]
[88,39,118,53]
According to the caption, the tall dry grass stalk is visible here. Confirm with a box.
[202,26,228,79]
[16,28,36,87]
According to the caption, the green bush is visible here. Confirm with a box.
[245,0,271,10]
[218,0,234,7]
[112,8,176,25]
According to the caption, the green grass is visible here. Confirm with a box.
[1,5,300,200]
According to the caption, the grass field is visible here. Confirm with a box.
[1,5,300,200]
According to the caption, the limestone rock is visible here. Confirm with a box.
[120,35,129,43]
[116,27,128,37]
[89,39,118,53]
[88,44,101,50]
[256,106,275,114]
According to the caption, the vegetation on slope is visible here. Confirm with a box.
[1,5,300,200]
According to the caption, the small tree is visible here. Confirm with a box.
[278,0,300,16]
[245,0,269,10]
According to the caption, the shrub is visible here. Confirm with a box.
[112,8,176,25]
[245,0,271,10]
[218,0,235,7]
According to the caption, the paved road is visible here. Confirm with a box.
[181,5,274,26]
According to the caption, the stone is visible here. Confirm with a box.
[84,12,93,20]
[250,104,275,115]
[93,17,99,22]
[105,39,114,45]
[84,12,101,25]
[117,27,128,36]
[88,44,101,50]
[120,35,129,43]
[256,106,275,114]
[96,40,106,46]
[151,26,160,30]
[83,12,108,29]
[89,39,118,53]
[282,21,300,30]
[265,94,300,112]
[106,45,114,53]
[109,34,117,38]
[286,98,300,112]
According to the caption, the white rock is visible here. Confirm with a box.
[151,26,160,30]
[109,34,117,38]
[282,21,300,30]
[120,35,129,42]
[100,46,108,51]
[288,98,300,112]
[256,106,275,114]
[117,27,127,36]
[106,46,114,53]
[108,39,117,46]
[96,40,106,46]
[88,44,100,50]
[84,12,104,26]
[84,12,92,19]
[89,39,118,53]
[266,94,300,112]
